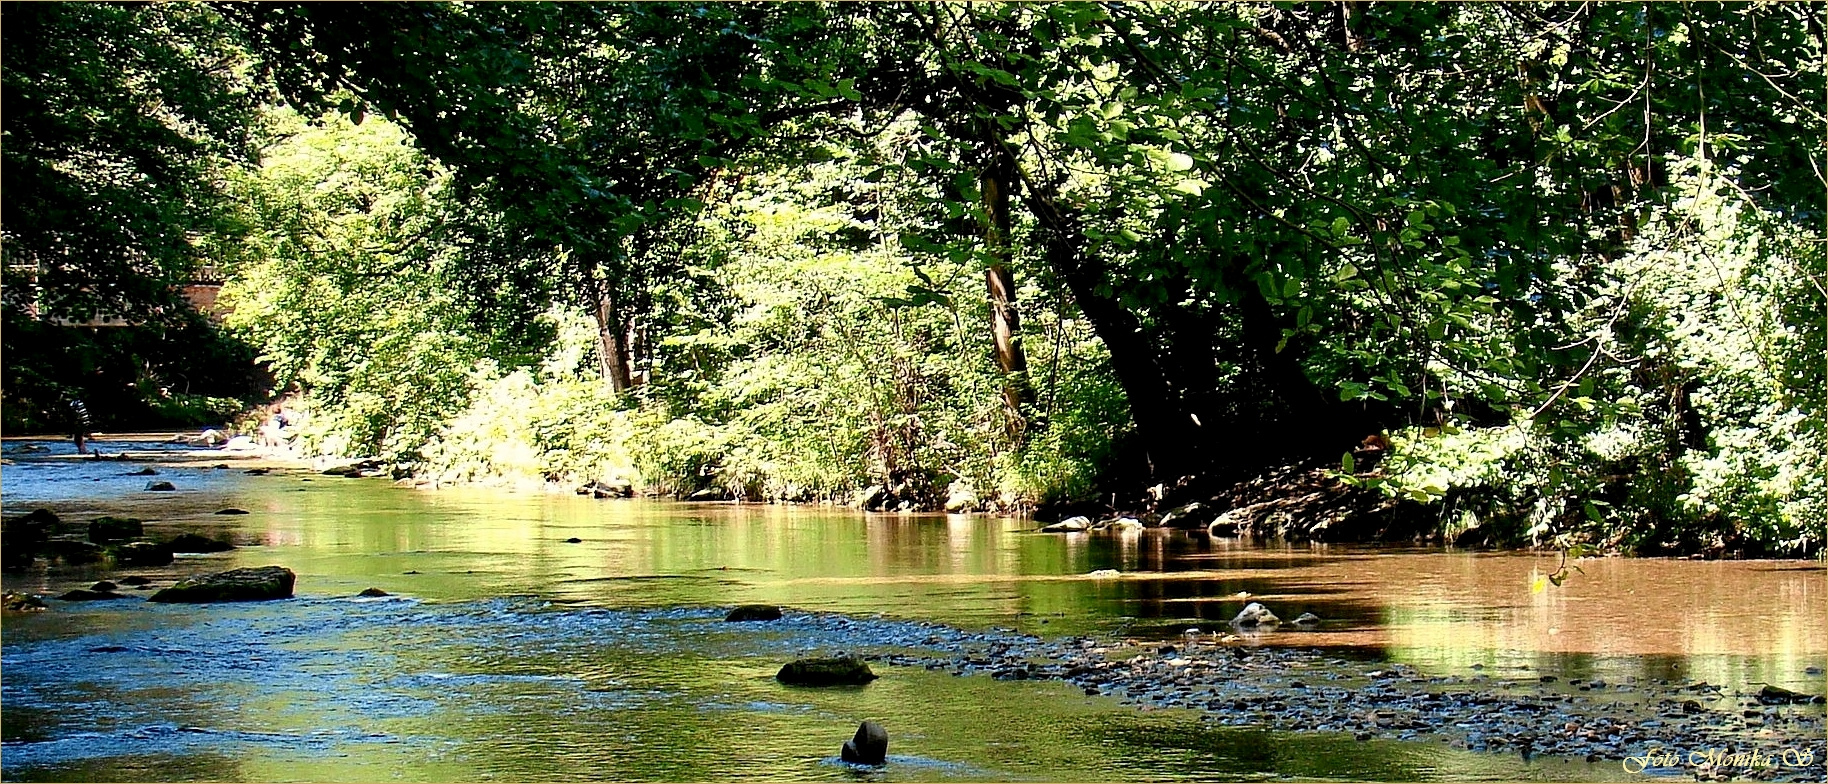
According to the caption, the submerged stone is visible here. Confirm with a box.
[777,656,878,686]
[111,541,174,567]
[147,566,296,603]
[57,588,131,601]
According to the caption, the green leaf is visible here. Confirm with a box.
[1341,452,1356,474]
[1165,152,1194,172]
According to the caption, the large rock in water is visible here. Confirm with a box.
[840,720,888,765]
[167,533,235,553]
[147,566,296,603]
[776,657,878,686]
[1040,516,1091,533]
[1231,601,1281,627]
[725,604,783,622]
[88,516,144,543]
[110,541,174,567]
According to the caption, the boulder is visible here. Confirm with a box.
[19,508,60,526]
[840,720,888,765]
[585,479,634,499]
[1293,612,1322,626]
[88,516,144,543]
[1231,601,1281,627]
[357,588,390,597]
[56,588,131,601]
[215,508,250,515]
[943,481,977,513]
[147,566,296,603]
[128,467,158,476]
[686,487,731,501]
[725,604,783,622]
[90,581,118,592]
[564,537,582,543]
[166,533,235,553]
[145,481,177,492]
[1758,684,1825,705]
[44,540,105,565]
[1098,517,1144,532]
[1159,502,1219,529]
[1041,516,1091,533]
[857,485,887,510]
[776,657,878,686]
[111,541,174,567]
[3,592,48,612]
[118,576,152,586]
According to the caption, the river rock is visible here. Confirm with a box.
[1231,602,1281,627]
[591,478,635,498]
[167,533,235,553]
[1041,516,1091,533]
[1159,502,1216,529]
[3,592,47,612]
[147,566,296,603]
[18,508,60,526]
[128,467,158,476]
[57,588,132,601]
[215,508,250,515]
[686,487,731,501]
[88,516,144,543]
[777,657,878,686]
[944,481,977,512]
[726,604,783,622]
[858,485,886,510]
[1757,684,1824,705]
[44,540,105,565]
[840,720,888,765]
[110,541,174,567]
[1098,517,1144,532]
[1293,612,1322,626]
[145,481,177,491]
[357,588,390,597]
[90,581,118,592]
[118,576,152,586]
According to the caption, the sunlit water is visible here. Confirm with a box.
[3,438,1822,781]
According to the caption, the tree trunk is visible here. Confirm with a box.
[590,283,633,393]
[981,158,1032,436]
[1030,197,1204,482]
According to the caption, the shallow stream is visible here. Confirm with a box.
[2,438,1822,781]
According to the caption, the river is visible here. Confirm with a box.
[2,437,1823,781]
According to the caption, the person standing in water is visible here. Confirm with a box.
[69,398,91,453]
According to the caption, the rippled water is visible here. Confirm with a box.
[3,438,1822,781]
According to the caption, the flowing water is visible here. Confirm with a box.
[2,438,1823,781]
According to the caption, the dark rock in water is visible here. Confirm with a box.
[840,720,888,765]
[118,576,152,586]
[1293,612,1322,626]
[564,537,582,543]
[244,468,270,475]
[1041,516,1091,533]
[110,541,174,567]
[357,587,390,597]
[147,566,296,603]
[145,481,177,492]
[45,540,105,565]
[858,485,887,510]
[167,533,235,553]
[1757,684,1823,705]
[215,508,250,515]
[1231,601,1281,627]
[213,464,231,469]
[90,581,118,592]
[88,516,144,543]
[1159,502,1218,529]
[777,657,878,686]
[57,588,131,601]
[583,478,634,499]
[19,509,60,526]
[3,592,48,612]
[726,604,783,622]
[128,467,158,476]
